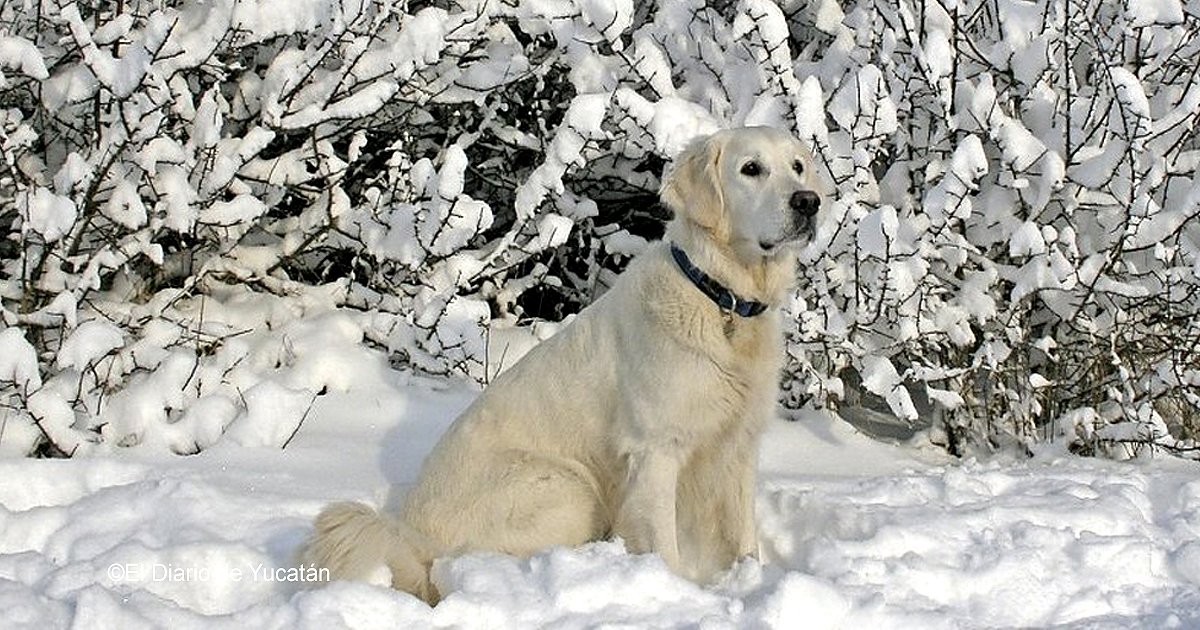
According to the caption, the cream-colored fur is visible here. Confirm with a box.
[300,127,823,604]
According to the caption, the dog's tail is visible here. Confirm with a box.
[300,501,440,604]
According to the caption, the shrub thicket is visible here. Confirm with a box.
[1,0,1196,457]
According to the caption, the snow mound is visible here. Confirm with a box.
[1,381,1198,628]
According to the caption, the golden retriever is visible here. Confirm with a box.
[300,126,823,604]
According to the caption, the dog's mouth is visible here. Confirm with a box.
[760,218,814,252]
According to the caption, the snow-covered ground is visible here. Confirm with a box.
[2,373,1199,629]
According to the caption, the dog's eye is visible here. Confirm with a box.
[740,161,762,177]
[792,160,805,175]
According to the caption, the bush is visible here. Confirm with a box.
[1,0,1197,457]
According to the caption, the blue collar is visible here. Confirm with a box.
[669,244,769,318]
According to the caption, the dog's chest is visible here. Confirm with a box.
[704,314,784,413]
[723,313,781,368]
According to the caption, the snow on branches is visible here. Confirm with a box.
[786,0,1200,457]
[0,0,1197,458]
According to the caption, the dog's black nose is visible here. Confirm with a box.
[790,190,820,217]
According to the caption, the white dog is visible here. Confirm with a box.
[300,126,823,604]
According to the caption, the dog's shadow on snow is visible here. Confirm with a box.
[376,383,477,514]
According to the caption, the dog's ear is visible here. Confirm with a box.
[660,134,725,231]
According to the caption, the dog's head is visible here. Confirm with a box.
[660,127,823,259]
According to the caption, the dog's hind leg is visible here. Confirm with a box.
[494,453,608,555]
[300,501,440,604]
[407,451,608,560]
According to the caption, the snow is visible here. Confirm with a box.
[59,3,152,99]
[135,138,189,177]
[0,36,49,82]
[925,386,965,410]
[648,98,722,157]
[412,144,494,257]
[224,380,315,448]
[40,63,96,112]
[812,0,848,34]
[631,34,676,97]
[52,153,93,195]
[614,89,721,158]
[56,320,125,371]
[4,0,1200,625]
[1126,0,1185,27]
[860,355,918,421]
[601,229,649,256]
[792,76,829,147]
[199,195,269,226]
[511,93,612,224]
[830,64,899,139]
[282,81,401,130]
[19,187,78,243]
[103,179,149,230]
[1009,220,1047,257]
[389,8,450,82]
[533,213,574,250]
[1109,67,1154,143]
[857,204,898,257]
[924,136,988,227]
[6,355,1197,627]
[1129,208,1189,249]
[0,327,42,393]
[578,0,634,45]
[154,164,200,232]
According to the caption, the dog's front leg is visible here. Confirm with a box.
[614,449,683,572]
[722,442,759,560]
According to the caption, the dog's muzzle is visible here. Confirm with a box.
[790,190,819,219]
[789,190,820,239]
